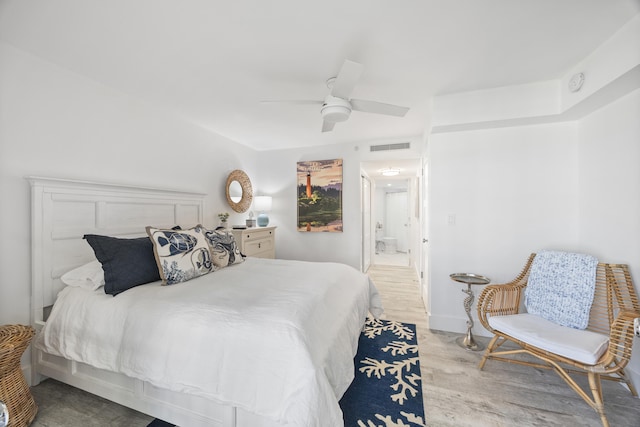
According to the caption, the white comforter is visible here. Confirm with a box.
[36,257,383,427]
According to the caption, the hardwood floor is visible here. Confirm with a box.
[367,263,640,427]
[29,264,640,426]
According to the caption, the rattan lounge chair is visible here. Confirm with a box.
[477,253,640,427]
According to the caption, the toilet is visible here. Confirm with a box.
[383,237,397,254]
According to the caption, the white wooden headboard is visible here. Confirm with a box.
[29,177,206,326]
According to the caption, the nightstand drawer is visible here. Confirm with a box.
[243,237,274,257]
[231,226,276,259]
[240,228,274,243]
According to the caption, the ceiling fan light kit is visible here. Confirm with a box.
[321,96,352,122]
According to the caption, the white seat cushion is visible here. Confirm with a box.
[488,313,609,365]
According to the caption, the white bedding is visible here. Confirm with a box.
[36,257,383,427]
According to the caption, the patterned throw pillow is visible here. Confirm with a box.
[146,225,215,285]
[202,227,244,268]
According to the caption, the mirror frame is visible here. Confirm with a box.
[225,170,253,213]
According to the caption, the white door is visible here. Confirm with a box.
[385,191,409,253]
[361,175,372,272]
[421,158,429,310]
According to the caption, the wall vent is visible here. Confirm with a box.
[370,142,411,152]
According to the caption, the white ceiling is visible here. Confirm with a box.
[1,1,638,151]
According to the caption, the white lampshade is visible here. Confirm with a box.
[254,196,272,212]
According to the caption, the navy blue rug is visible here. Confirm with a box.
[148,318,424,426]
[340,317,424,426]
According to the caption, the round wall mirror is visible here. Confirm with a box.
[229,181,242,203]
[226,170,253,213]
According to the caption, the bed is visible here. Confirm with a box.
[29,177,383,427]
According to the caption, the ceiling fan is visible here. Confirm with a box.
[262,59,410,132]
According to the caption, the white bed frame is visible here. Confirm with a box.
[29,177,278,427]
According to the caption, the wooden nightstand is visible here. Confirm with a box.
[231,226,276,259]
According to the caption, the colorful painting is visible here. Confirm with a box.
[297,159,343,232]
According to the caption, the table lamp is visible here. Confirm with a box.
[254,196,272,227]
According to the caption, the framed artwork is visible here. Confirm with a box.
[297,159,343,232]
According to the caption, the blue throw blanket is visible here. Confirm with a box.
[525,250,598,330]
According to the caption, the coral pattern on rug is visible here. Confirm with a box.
[339,318,425,427]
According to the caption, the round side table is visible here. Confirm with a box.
[0,325,38,427]
[450,273,490,351]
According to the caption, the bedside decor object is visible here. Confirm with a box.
[217,212,230,228]
[254,196,272,227]
[0,325,38,427]
[297,159,343,232]
[225,170,253,213]
[246,211,256,227]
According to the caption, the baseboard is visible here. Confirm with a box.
[627,364,640,394]
[23,364,34,386]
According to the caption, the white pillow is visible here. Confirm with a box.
[61,260,105,290]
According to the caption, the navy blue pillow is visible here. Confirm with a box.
[83,234,161,296]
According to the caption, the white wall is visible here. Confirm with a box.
[428,123,579,333]
[252,139,423,269]
[577,89,640,381]
[0,42,257,326]
[577,90,640,271]
[433,80,560,127]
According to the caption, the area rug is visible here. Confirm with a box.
[147,318,425,427]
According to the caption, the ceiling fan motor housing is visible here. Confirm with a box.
[321,96,352,122]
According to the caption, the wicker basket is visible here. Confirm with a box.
[0,325,37,427]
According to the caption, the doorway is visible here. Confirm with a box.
[361,158,423,270]
[374,183,410,267]
[361,175,372,272]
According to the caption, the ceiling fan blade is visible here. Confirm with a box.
[350,99,409,117]
[260,100,323,105]
[321,120,336,133]
[330,60,363,99]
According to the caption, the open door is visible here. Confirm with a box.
[361,174,372,272]
[420,157,429,310]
